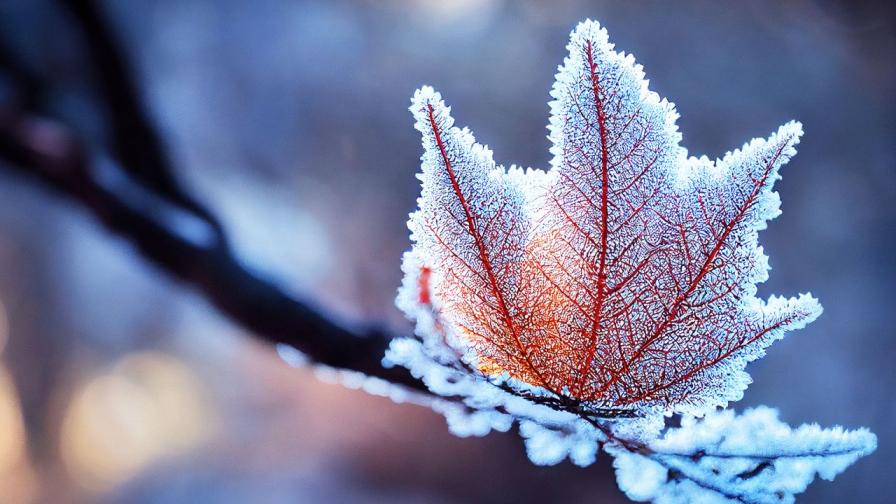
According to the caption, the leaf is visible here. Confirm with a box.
[401,20,820,417]
[385,19,874,498]
[408,89,542,385]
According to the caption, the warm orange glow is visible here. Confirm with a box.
[0,366,26,476]
[0,364,38,503]
[60,352,215,492]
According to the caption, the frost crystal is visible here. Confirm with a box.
[386,19,874,501]
[609,407,876,503]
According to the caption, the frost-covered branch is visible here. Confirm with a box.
[383,332,875,503]
[609,408,876,503]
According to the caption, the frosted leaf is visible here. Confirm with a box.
[609,407,877,503]
[400,18,821,425]
[385,17,872,496]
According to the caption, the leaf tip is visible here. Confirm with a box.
[569,18,611,50]
[410,85,445,119]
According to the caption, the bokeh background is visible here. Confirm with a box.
[0,0,893,502]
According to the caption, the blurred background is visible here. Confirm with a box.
[0,0,893,502]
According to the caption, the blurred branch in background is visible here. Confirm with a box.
[61,0,227,239]
[0,0,427,394]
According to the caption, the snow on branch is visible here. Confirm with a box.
[610,407,876,503]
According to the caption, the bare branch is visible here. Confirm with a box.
[0,0,431,396]
[59,0,228,240]
[0,106,428,394]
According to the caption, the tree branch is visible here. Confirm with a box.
[59,0,228,241]
[0,0,430,396]
[0,106,428,394]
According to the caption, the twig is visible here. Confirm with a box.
[60,0,227,241]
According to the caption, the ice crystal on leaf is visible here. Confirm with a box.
[388,19,875,502]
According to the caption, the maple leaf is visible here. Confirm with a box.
[401,21,820,418]
[381,19,874,502]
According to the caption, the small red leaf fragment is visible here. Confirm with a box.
[418,265,432,306]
